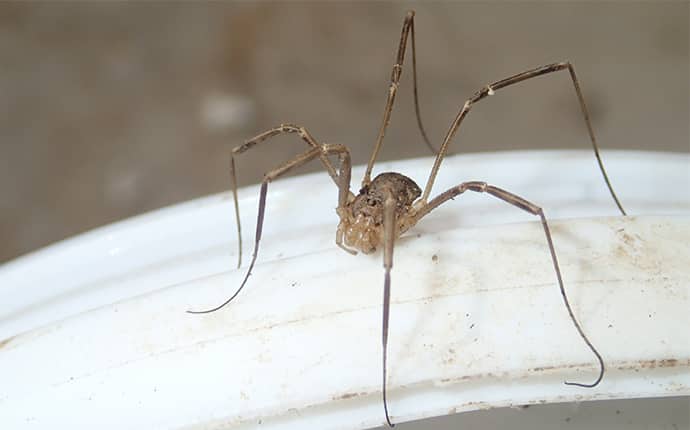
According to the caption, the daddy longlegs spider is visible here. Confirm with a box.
[188,10,626,427]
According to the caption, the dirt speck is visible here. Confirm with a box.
[621,231,636,245]
[0,336,14,350]
[333,391,369,401]
[443,347,456,364]
[432,254,438,262]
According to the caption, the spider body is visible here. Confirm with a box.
[338,172,421,254]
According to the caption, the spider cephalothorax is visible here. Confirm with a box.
[337,172,421,254]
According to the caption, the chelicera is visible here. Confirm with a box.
[188,10,626,427]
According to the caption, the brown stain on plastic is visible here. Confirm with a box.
[613,225,662,273]
[531,362,588,373]
[531,358,685,375]
[438,358,687,386]
[0,335,14,350]
[632,358,680,369]
[615,230,634,255]
[187,357,688,429]
[439,370,508,384]
[333,390,371,401]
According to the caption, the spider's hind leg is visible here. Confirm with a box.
[413,180,605,387]
[188,143,353,314]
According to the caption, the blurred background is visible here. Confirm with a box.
[1,1,688,263]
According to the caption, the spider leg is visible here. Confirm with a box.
[381,191,397,427]
[188,144,352,314]
[419,62,626,217]
[230,124,342,268]
[413,181,604,388]
[363,10,435,188]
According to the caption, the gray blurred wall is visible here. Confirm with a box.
[1,1,688,262]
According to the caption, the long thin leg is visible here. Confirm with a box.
[230,124,340,268]
[363,10,435,188]
[381,192,397,427]
[413,181,604,387]
[233,124,340,182]
[419,62,626,218]
[188,144,352,314]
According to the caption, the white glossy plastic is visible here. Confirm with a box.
[1,151,688,429]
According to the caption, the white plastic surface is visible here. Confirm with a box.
[1,150,689,429]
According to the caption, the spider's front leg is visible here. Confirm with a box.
[229,124,342,268]
[363,10,436,188]
[419,62,626,216]
[412,181,605,388]
[188,143,352,314]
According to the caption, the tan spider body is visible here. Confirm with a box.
[337,172,421,255]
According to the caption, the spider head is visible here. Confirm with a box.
[338,172,421,254]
